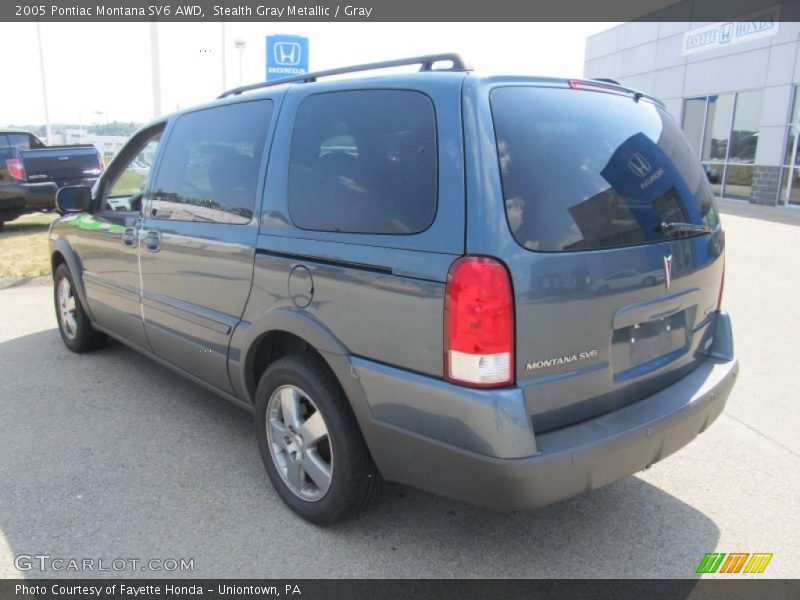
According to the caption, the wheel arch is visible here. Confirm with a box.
[233,307,351,406]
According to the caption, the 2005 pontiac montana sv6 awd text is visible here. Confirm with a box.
[49,54,737,524]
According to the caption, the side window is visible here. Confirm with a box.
[150,100,273,224]
[288,90,438,235]
[105,132,163,212]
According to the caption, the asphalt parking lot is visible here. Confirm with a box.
[1,201,798,579]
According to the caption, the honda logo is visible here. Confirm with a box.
[627,153,651,177]
[663,254,673,290]
[719,22,734,44]
[274,42,301,66]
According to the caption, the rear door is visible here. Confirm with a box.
[476,82,724,432]
[139,98,276,393]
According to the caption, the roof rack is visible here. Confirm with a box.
[218,53,470,99]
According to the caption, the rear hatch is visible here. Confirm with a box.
[21,146,102,185]
[489,82,725,433]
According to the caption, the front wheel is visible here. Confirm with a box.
[53,264,107,352]
[254,353,381,525]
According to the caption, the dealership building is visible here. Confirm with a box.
[584,15,800,207]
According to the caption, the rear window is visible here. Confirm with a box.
[490,86,719,252]
[1,133,38,150]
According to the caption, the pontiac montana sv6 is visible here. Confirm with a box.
[49,55,738,524]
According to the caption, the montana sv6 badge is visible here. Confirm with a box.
[526,349,599,371]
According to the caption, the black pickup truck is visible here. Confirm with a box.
[0,130,104,230]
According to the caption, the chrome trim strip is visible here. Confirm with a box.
[142,292,233,335]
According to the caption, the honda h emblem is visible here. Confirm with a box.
[719,22,734,44]
[274,42,301,66]
[663,254,673,290]
[628,153,652,177]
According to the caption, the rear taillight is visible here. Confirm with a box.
[6,158,25,180]
[98,154,105,172]
[445,256,514,388]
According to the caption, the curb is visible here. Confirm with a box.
[0,275,52,291]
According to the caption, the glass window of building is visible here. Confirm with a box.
[702,94,734,163]
[781,85,800,206]
[681,90,763,200]
[726,90,762,199]
[682,98,706,158]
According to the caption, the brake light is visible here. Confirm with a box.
[98,154,105,172]
[445,256,514,388]
[568,79,632,97]
[6,158,26,180]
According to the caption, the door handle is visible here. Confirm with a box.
[121,227,137,248]
[144,229,162,252]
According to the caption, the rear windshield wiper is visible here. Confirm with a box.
[658,222,715,236]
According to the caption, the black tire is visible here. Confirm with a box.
[53,263,107,352]
[254,353,381,525]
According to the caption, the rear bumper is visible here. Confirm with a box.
[356,313,737,510]
[21,182,58,210]
[0,182,56,215]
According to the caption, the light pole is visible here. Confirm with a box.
[150,23,162,118]
[221,22,228,91]
[234,39,246,86]
[94,110,108,135]
[35,22,53,144]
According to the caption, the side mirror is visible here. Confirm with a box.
[56,185,92,213]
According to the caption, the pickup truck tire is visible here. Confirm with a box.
[254,353,381,525]
[53,264,107,352]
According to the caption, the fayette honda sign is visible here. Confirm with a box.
[266,35,309,81]
[682,14,779,56]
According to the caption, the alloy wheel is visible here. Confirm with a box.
[265,384,333,502]
[57,277,78,340]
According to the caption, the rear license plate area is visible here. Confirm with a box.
[612,311,688,380]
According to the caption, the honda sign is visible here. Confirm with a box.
[266,34,309,81]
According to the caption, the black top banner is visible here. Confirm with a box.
[2,0,800,22]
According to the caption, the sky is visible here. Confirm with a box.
[0,21,617,127]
